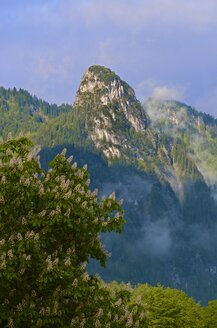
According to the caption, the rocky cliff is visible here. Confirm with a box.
[74,65,148,158]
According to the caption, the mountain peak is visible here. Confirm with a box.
[75,64,136,104]
[83,65,118,83]
[74,65,147,129]
[73,65,148,158]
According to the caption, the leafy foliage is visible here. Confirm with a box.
[131,284,203,327]
[0,137,150,327]
[203,300,217,328]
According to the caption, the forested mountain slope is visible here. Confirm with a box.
[0,86,71,138]
[1,65,217,303]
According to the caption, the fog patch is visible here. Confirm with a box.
[144,100,192,135]
[151,85,185,102]
[136,80,185,103]
[138,218,172,257]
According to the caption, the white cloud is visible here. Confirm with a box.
[136,80,185,101]
[80,0,217,33]
[151,85,185,101]
[17,1,217,33]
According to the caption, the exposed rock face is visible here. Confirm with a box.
[74,65,148,158]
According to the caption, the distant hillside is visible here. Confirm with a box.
[0,86,72,138]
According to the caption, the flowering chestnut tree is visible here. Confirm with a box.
[0,137,147,327]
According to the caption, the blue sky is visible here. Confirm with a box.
[1,0,217,117]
